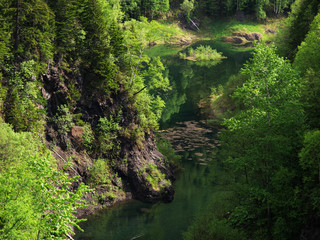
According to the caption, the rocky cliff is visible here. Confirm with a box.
[42,66,175,216]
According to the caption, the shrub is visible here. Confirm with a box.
[180,45,225,62]
[89,158,111,186]
[97,116,121,154]
[82,123,94,151]
[52,104,74,135]
[139,163,171,191]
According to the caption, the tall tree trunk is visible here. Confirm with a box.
[188,17,199,31]
[14,0,20,50]
[130,47,144,85]
[278,0,282,14]
[264,76,272,236]
[244,165,248,184]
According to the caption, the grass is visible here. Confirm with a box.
[144,16,281,60]
[200,19,263,38]
[144,45,184,58]
[144,18,195,45]
[198,17,281,43]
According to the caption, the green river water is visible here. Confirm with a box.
[75,41,252,240]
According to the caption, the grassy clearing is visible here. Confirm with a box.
[147,18,196,45]
[144,16,281,58]
[144,44,184,58]
[198,17,281,43]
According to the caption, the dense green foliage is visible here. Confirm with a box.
[186,2,320,238]
[221,44,305,239]
[276,0,320,59]
[121,0,170,20]
[0,123,88,239]
[0,0,173,239]
[179,45,224,63]
[294,12,320,128]
[0,0,171,144]
[190,0,295,20]
[2,0,320,238]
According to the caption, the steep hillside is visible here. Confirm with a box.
[0,0,176,222]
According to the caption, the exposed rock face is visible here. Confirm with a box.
[222,32,262,46]
[232,32,262,41]
[42,66,175,215]
[251,32,262,41]
[222,36,244,44]
[232,32,255,41]
[264,28,276,34]
[119,134,175,202]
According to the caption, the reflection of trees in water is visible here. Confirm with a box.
[160,42,252,124]
[194,59,222,68]
[160,58,223,124]
[182,60,224,109]
[161,91,187,123]
[160,63,192,124]
[181,66,193,89]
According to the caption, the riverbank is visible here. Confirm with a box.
[75,30,254,239]
[148,15,281,48]
[74,17,265,219]
[74,14,280,228]
[75,119,221,240]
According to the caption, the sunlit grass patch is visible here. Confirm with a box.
[198,17,281,44]
[145,45,184,58]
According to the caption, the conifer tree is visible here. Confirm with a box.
[79,0,121,93]
[276,0,320,59]
[10,0,54,63]
[48,0,84,65]
[294,12,320,128]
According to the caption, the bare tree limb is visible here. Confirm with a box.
[130,47,144,85]
[133,86,147,96]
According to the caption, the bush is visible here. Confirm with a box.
[82,123,94,151]
[52,104,74,135]
[97,116,121,154]
[89,158,111,186]
[156,136,181,167]
[139,163,171,191]
[180,45,225,62]
[0,123,88,239]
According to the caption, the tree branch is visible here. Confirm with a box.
[133,86,147,96]
[130,47,145,85]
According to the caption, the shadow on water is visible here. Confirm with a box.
[75,41,252,240]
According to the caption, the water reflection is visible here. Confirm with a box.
[160,41,252,128]
[76,143,217,240]
[75,41,252,240]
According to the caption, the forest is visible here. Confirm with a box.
[0,0,320,239]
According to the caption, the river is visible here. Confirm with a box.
[75,40,252,240]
